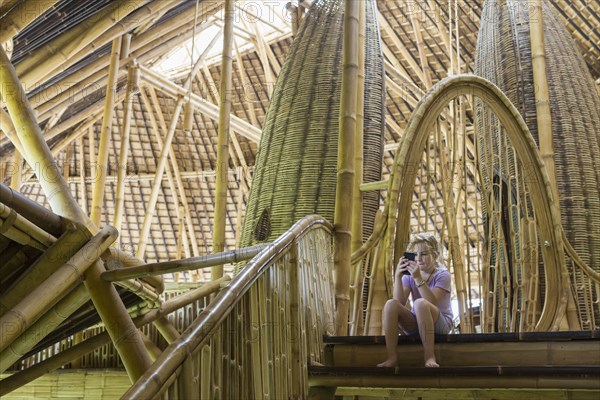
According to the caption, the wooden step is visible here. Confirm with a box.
[323,330,600,368]
[308,365,600,390]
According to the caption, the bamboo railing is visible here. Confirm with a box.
[349,74,598,336]
[122,215,336,399]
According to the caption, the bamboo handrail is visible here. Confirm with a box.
[122,214,333,398]
[102,243,271,281]
[333,0,359,336]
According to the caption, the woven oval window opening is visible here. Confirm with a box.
[254,208,271,242]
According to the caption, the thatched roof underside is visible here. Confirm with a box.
[1,0,599,282]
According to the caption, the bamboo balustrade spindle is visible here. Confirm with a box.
[212,0,234,280]
[90,37,121,226]
[334,0,359,336]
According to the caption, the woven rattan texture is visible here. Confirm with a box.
[239,0,384,249]
[475,0,600,326]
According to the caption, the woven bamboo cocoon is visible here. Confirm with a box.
[475,0,600,327]
[239,0,384,250]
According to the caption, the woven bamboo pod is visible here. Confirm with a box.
[238,0,384,251]
[475,0,600,329]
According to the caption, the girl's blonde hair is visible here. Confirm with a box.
[408,233,441,262]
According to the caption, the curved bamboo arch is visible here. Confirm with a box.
[380,74,568,331]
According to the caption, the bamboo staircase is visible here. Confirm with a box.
[307,331,600,398]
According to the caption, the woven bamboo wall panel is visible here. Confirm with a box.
[239,0,384,250]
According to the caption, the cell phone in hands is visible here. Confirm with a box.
[401,252,416,275]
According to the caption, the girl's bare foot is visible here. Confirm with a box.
[377,358,398,367]
[424,357,439,367]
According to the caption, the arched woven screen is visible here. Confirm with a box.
[475,0,600,329]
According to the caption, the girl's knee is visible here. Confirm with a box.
[413,298,430,311]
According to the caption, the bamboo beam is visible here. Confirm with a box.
[90,37,121,226]
[0,0,59,43]
[0,226,117,353]
[15,0,149,88]
[102,244,270,281]
[334,0,359,336]
[140,85,201,261]
[409,9,432,88]
[113,65,140,232]
[0,106,24,155]
[138,65,261,142]
[8,149,22,190]
[134,43,214,258]
[0,184,63,236]
[211,0,235,280]
[377,10,428,87]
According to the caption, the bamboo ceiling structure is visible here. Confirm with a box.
[1,0,600,398]
[1,0,598,281]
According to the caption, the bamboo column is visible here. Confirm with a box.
[90,37,121,226]
[334,0,359,336]
[113,64,140,232]
[349,0,366,336]
[211,0,234,280]
[0,43,152,381]
[9,149,22,190]
[529,0,559,206]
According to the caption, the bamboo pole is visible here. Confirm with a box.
[135,39,221,259]
[0,222,89,317]
[529,0,559,207]
[0,226,117,353]
[0,106,25,155]
[0,284,88,374]
[138,65,261,142]
[211,0,234,280]
[333,0,359,336]
[0,184,64,236]
[102,243,270,281]
[0,46,87,224]
[142,86,201,260]
[1,42,153,381]
[113,64,140,232]
[90,37,121,226]
[8,149,22,189]
[349,0,366,336]
[0,0,58,43]
[15,0,145,88]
